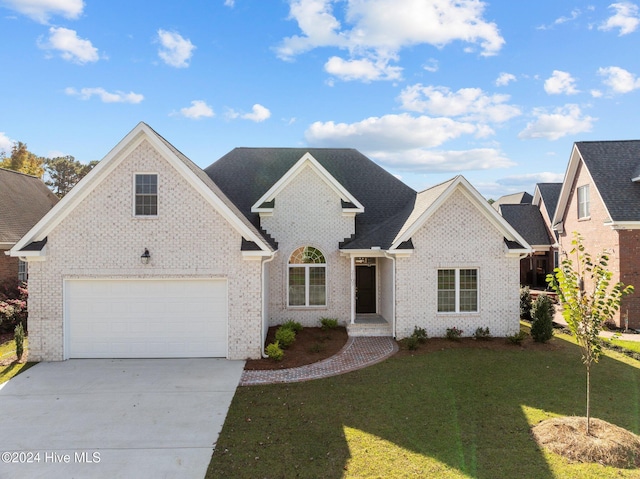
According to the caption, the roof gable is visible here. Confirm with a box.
[250,152,364,214]
[533,183,562,222]
[0,168,58,245]
[390,176,530,253]
[552,141,640,228]
[10,122,273,256]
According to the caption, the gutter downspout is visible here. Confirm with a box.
[261,253,276,358]
[383,251,396,339]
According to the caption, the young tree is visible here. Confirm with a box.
[0,142,45,177]
[547,232,634,435]
[44,156,98,197]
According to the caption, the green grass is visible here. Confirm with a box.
[606,338,640,354]
[0,337,34,384]
[206,329,640,479]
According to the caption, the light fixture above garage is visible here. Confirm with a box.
[141,248,151,265]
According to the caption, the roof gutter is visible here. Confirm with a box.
[383,250,397,339]
[260,252,277,358]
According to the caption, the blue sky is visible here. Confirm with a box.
[1,0,639,199]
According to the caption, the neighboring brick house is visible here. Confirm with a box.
[495,183,561,289]
[553,140,640,329]
[10,123,530,361]
[0,168,58,285]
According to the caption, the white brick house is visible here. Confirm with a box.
[10,123,530,361]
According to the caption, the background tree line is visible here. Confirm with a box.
[0,142,97,198]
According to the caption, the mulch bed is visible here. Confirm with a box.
[245,326,348,370]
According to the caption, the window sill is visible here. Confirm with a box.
[287,306,328,310]
[578,216,591,222]
[132,215,159,219]
[436,311,480,316]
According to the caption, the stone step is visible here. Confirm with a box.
[347,322,393,337]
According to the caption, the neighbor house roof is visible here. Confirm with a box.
[534,183,562,219]
[492,191,533,210]
[499,204,554,248]
[554,140,640,228]
[0,168,58,245]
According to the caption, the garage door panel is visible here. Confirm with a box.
[66,279,228,358]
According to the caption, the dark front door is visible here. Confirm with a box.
[356,266,376,314]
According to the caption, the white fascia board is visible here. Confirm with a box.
[1,242,14,249]
[605,221,640,230]
[339,249,390,257]
[632,176,640,183]
[250,152,364,213]
[242,250,275,260]
[530,245,551,252]
[390,176,531,252]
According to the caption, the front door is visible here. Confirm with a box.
[356,266,376,313]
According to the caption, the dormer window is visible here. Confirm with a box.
[577,184,590,219]
[135,174,158,216]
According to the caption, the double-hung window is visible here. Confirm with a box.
[437,268,478,313]
[288,246,326,307]
[577,184,590,219]
[18,260,28,282]
[135,174,158,216]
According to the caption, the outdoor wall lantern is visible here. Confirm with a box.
[141,248,151,265]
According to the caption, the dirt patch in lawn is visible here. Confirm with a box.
[245,326,348,370]
[532,416,640,468]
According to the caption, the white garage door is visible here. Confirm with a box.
[65,279,228,358]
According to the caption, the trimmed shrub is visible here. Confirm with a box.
[411,326,428,343]
[406,335,420,350]
[282,320,303,333]
[445,327,463,341]
[265,341,284,361]
[531,294,555,343]
[507,330,528,345]
[473,327,492,340]
[320,317,339,330]
[275,326,296,348]
[520,287,532,321]
[14,322,25,360]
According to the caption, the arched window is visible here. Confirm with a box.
[288,246,326,307]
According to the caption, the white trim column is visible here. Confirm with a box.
[350,255,356,324]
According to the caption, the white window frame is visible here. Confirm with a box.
[577,184,590,219]
[18,260,28,282]
[287,246,327,308]
[437,268,479,313]
[133,173,159,217]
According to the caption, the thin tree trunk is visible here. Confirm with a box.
[586,361,591,436]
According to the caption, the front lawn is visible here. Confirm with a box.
[207,328,640,479]
[0,336,33,384]
[606,338,640,355]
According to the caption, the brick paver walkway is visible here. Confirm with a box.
[239,336,398,386]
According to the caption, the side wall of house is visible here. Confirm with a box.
[261,164,354,327]
[27,139,263,361]
[0,249,18,284]
[617,230,640,329]
[558,160,622,325]
[395,188,521,338]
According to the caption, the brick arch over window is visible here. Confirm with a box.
[288,246,326,307]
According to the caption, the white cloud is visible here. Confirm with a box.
[599,2,640,35]
[591,89,603,98]
[371,148,514,173]
[497,172,565,188]
[176,100,214,119]
[226,104,271,122]
[495,72,516,86]
[242,104,271,122]
[224,0,234,6]
[39,27,98,64]
[398,84,521,123]
[0,132,13,154]
[537,8,582,30]
[276,0,504,81]
[1,0,84,23]
[324,56,402,82]
[598,66,640,93]
[157,29,195,68]
[423,58,439,73]
[305,113,479,151]
[518,104,595,140]
[544,70,579,95]
[65,87,144,103]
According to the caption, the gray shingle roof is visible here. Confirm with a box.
[576,140,640,221]
[204,148,417,249]
[492,191,533,210]
[536,183,562,218]
[0,168,59,244]
[500,204,553,246]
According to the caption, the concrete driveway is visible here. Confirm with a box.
[0,358,245,479]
